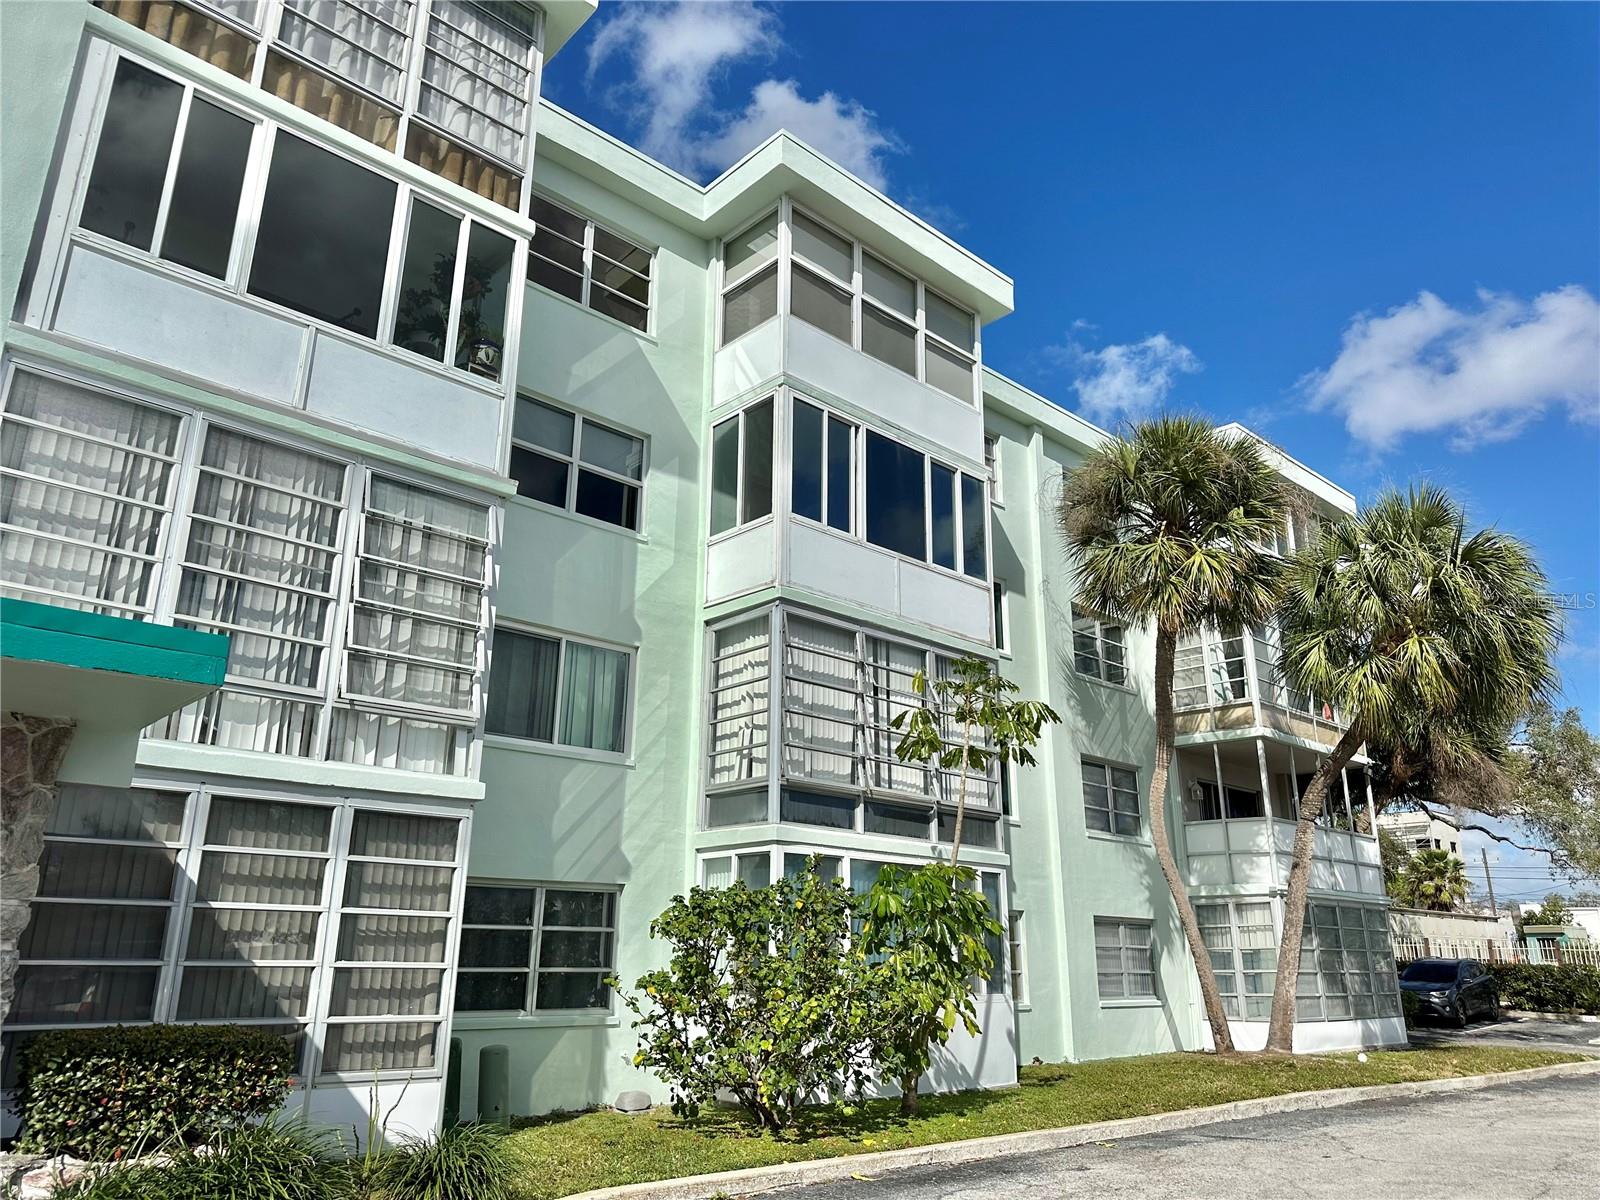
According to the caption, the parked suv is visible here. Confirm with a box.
[1399,958,1500,1026]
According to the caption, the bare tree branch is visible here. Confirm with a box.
[1412,800,1554,858]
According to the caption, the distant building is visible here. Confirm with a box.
[1378,809,1462,857]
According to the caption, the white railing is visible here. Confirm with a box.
[1393,936,1600,967]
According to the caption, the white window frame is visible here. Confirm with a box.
[483,622,637,758]
[717,208,781,347]
[527,192,654,334]
[992,578,1008,654]
[1070,605,1128,687]
[1008,909,1028,1007]
[1093,916,1157,1004]
[778,200,981,406]
[97,0,545,203]
[1,361,493,779]
[454,883,619,1017]
[983,434,1003,505]
[4,780,470,1086]
[1195,899,1278,1022]
[1081,757,1142,839]
[708,396,775,539]
[861,425,990,582]
[788,394,857,536]
[0,362,194,620]
[507,395,648,534]
[1298,901,1402,1023]
[53,42,526,393]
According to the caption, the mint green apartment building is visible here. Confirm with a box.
[0,0,1402,1139]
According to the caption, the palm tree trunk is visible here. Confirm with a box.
[1150,627,1235,1053]
[949,718,974,869]
[1263,722,1367,1052]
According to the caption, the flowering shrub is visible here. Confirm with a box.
[15,1024,296,1156]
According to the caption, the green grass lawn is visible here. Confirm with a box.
[502,1046,1585,1199]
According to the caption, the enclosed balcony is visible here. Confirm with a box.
[702,605,1004,852]
[1174,740,1382,897]
[1173,623,1346,747]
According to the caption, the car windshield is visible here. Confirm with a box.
[1401,961,1460,983]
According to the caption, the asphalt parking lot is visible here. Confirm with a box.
[1407,1014,1600,1054]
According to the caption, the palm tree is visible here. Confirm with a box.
[1264,485,1559,1051]
[1400,848,1471,911]
[1061,415,1287,1053]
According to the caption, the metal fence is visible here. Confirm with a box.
[1392,936,1600,967]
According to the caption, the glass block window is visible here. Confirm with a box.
[1,371,185,617]
[1082,759,1141,837]
[1094,918,1155,1001]
[455,885,617,1013]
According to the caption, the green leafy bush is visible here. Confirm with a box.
[52,1118,347,1200]
[617,863,878,1131]
[1400,989,1422,1027]
[1486,962,1600,1014]
[16,1024,296,1156]
[366,1122,516,1200]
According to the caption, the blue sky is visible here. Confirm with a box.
[548,2,1600,903]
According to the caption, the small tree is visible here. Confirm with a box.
[1378,828,1413,904]
[1399,849,1470,911]
[617,867,875,1131]
[890,657,1060,866]
[1519,894,1576,936]
[857,862,1002,1115]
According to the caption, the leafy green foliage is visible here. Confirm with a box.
[1267,484,1560,1050]
[1502,703,1600,880]
[1378,828,1412,901]
[1518,894,1576,933]
[616,865,878,1131]
[1059,414,1288,637]
[857,863,1003,1115]
[364,1122,517,1200]
[1397,848,1471,911]
[1484,962,1600,1014]
[52,1118,345,1200]
[889,657,1059,864]
[1399,989,1423,1027]
[16,1024,296,1156]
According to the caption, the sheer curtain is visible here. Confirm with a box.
[417,0,533,167]
[485,629,559,741]
[708,618,769,784]
[782,617,858,785]
[867,637,925,795]
[559,643,629,753]
[276,0,413,102]
[2,372,182,615]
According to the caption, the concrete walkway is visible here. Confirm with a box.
[769,1074,1600,1200]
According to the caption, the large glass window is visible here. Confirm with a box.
[509,397,644,531]
[1094,918,1155,1001]
[248,133,396,338]
[80,59,254,281]
[1,372,185,617]
[1298,903,1401,1022]
[72,53,523,372]
[456,885,617,1013]
[790,399,854,532]
[5,785,464,1082]
[1197,900,1277,1020]
[98,0,538,208]
[709,398,774,535]
[720,211,780,346]
[485,628,632,754]
[864,430,987,577]
[1082,759,1141,837]
[1174,625,1248,709]
[528,196,652,332]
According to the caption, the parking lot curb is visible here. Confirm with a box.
[558,1059,1600,1200]
[1503,1009,1599,1024]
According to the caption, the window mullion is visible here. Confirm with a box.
[150,85,195,262]
[526,886,544,1013]
[567,416,583,511]
[321,464,364,761]
[580,221,594,308]
[442,212,472,371]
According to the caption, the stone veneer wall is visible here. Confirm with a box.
[1,713,75,1024]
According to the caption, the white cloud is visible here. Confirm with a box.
[1057,333,1203,423]
[699,80,901,190]
[1301,286,1600,450]
[585,2,900,190]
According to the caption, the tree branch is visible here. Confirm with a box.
[1413,800,1555,858]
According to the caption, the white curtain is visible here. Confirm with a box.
[782,617,858,785]
[323,1019,436,1071]
[330,708,461,774]
[331,967,442,1016]
[277,0,413,102]
[559,642,629,753]
[418,0,532,165]
[2,372,182,612]
[708,617,769,783]
[866,636,925,794]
